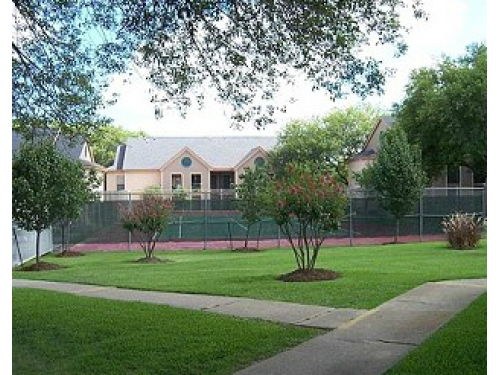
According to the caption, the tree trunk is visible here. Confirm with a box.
[61,223,66,254]
[35,229,41,264]
[395,219,400,243]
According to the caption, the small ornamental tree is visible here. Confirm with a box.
[120,196,173,262]
[358,126,427,243]
[13,141,96,267]
[265,165,348,280]
[236,167,270,250]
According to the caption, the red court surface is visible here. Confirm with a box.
[70,234,446,252]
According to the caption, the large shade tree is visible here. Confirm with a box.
[13,0,425,130]
[395,44,487,181]
[269,105,385,183]
[12,141,97,267]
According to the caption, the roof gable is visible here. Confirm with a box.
[159,147,212,171]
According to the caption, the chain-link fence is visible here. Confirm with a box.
[52,187,486,251]
[12,225,53,267]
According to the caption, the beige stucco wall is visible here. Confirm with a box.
[365,120,391,151]
[348,158,373,188]
[106,170,161,192]
[235,149,268,185]
[161,150,210,191]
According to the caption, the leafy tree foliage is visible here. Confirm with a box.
[12,1,112,131]
[120,196,173,261]
[395,44,487,181]
[269,105,384,183]
[358,126,426,242]
[88,124,147,167]
[13,0,424,130]
[236,167,270,249]
[265,165,348,271]
[12,141,97,263]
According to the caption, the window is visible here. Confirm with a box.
[191,174,202,191]
[116,175,125,191]
[254,156,265,167]
[181,156,192,167]
[172,174,183,190]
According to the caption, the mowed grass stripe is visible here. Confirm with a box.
[13,240,487,309]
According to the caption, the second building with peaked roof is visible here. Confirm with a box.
[105,136,277,193]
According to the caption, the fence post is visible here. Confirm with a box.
[349,193,353,247]
[277,226,281,248]
[203,192,208,250]
[483,184,487,218]
[128,193,132,251]
[68,221,71,251]
[13,226,23,266]
[419,191,424,242]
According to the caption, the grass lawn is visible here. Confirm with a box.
[13,288,319,375]
[13,241,487,309]
[386,293,487,375]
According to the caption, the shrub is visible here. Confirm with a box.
[120,196,173,260]
[442,213,484,250]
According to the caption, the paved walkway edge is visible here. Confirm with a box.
[11,279,366,329]
[12,278,486,375]
[234,278,486,375]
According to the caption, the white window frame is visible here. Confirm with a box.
[171,172,183,191]
[190,173,202,192]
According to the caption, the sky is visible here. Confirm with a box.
[100,0,487,138]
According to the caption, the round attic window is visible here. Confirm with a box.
[254,157,265,167]
[181,156,192,167]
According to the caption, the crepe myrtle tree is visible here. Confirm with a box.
[358,126,427,243]
[12,141,97,265]
[236,166,270,249]
[265,165,348,273]
[120,195,173,261]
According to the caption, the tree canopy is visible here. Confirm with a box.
[269,105,385,183]
[13,0,425,130]
[395,44,487,181]
[12,141,97,263]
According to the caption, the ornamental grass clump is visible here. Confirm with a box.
[120,195,173,262]
[442,213,484,250]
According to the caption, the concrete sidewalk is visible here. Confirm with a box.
[12,279,366,329]
[235,278,486,375]
[12,278,486,375]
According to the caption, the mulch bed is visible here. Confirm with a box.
[277,268,342,282]
[55,251,85,257]
[134,257,172,264]
[18,262,65,272]
[231,247,262,253]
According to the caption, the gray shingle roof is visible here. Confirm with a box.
[12,131,85,160]
[111,136,278,170]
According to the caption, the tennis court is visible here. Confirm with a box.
[51,187,485,251]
